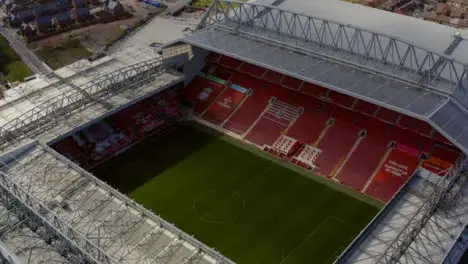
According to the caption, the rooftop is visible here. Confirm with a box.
[0,140,228,263]
[178,0,468,155]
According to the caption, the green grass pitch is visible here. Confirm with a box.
[92,123,380,264]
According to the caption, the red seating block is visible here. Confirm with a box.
[287,109,328,145]
[281,75,303,90]
[183,76,224,114]
[353,99,378,116]
[218,55,242,70]
[431,145,460,164]
[421,145,459,176]
[264,70,284,84]
[376,107,400,123]
[267,84,293,102]
[328,91,355,108]
[365,147,420,202]
[245,117,288,147]
[432,131,452,145]
[398,116,433,136]
[203,88,247,125]
[224,76,270,134]
[239,62,266,77]
[314,119,360,177]
[336,120,390,190]
[390,127,425,151]
[211,67,233,81]
[300,82,328,97]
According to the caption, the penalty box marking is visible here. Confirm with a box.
[280,216,345,264]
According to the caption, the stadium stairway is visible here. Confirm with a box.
[202,85,250,126]
[364,145,422,202]
[286,95,329,145]
[183,75,225,114]
[223,75,272,134]
[335,120,392,190]
[244,97,303,146]
[313,108,362,178]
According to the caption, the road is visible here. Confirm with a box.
[0,24,52,75]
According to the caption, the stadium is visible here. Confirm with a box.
[0,0,467,263]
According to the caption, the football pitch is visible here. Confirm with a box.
[92,123,380,264]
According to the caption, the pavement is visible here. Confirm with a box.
[0,23,52,75]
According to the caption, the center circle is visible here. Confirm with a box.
[193,189,246,224]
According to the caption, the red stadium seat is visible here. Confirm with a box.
[203,87,248,125]
[336,120,391,190]
[314,116,360,177]
[353,99,378,116]
[420,145,459,176]
[183,76,225,114]
[430,145,460,165]
[376,107,400,124]
[264,70,284,84]
[218,55,242,70]
[238,62,267,77]
[328,91,356,109]
[281,75,303,90]
[300,82,328,97]
[365,147,420,202]
[224,76,270,134]
[211,67,233,81]
[390,127,425,152]
[286,94,329,144]
[246,99,302,146]
[398,116,433,136]
[245,117,288,146]
[432,131,452,145]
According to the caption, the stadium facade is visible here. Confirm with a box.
[0,0,466,263]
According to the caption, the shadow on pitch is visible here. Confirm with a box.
[91,122,221,194]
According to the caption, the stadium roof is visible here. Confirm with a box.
[337,162,468,264]
[256,0,467,57]
[0,45,184,153]
[171,0,468,155]
[0,44,233,264]
[0,140,229,264]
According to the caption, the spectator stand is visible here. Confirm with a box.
[264,134,301,158]
[292,144,322,171]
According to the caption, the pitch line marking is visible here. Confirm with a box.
[192,190,247,224]
[279,216,344,264]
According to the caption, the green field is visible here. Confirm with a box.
[34,39,91,70]
[0,36,32,82]
[92,123,379,264]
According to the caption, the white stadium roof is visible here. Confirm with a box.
[0,44,234,263]
[0,45,184,153]
[0,141,227,264]
[256,0,467,58]
[173,0,468,156]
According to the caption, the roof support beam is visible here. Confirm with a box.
[198,0,467,95]
[418,34,463,87]
[0,169,110,264]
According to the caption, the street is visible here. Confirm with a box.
[0,22,52,75]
